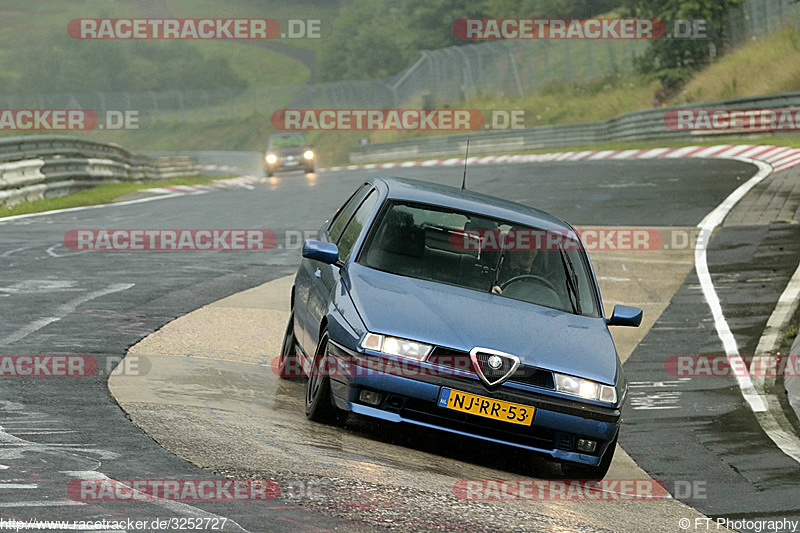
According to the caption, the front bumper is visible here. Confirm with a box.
[265,157,312,172]
[327,342,621,466]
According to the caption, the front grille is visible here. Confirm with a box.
[473,351,516,383]
[428,347,555,390]
[555,432,573,451]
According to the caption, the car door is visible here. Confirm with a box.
[294,184,371,355]
[305,188,380,353]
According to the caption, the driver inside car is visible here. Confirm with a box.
[489,232,570,312]
[491,246,540,295]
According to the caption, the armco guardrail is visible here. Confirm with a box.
[350,91,800,163]
[0,135,198,207]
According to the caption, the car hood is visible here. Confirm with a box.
[345,264,619,384]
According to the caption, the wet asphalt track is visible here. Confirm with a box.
[0,155,796,531]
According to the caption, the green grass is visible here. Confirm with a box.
[678,27,800,103]
[0,175,230,219]
[86,113,275,152]
[369,28,800,149]
[0,0,338,91]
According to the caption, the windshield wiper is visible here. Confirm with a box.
[558,246,582,315]
[491,246,506,292]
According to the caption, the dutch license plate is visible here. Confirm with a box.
[438,388,534,426]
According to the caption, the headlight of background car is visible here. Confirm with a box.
[361,333,432,360]
[265,153,277,164]
[554,373,617,404]
[303,150,314,160]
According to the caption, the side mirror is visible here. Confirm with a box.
[607,305,643,327]
[302,239,339,265]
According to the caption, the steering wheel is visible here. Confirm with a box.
[500,274,558,293]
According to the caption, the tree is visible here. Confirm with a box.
[623,0,743,90]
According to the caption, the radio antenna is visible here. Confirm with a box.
[461,140,470,191]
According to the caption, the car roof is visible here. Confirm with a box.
[370,176,574,232]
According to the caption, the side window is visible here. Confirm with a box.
[327,184,370,243]
[336,190,380,261]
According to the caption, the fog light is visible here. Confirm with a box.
[359,390,384,406]
[576,439,597,453]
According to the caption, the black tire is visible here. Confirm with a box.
[278,312,300,380]
[304,330,345,424]
[561,434,617,480]
[304,165,314,174]
[265,167,274,177]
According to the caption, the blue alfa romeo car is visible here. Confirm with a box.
[279,177,641,478]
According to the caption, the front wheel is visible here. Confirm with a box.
[278,312,300,379]
[561,434,617,480]
[304,330,345,424]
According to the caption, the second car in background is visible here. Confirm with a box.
[264,132,315,177]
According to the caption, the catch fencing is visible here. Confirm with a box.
[349,91,800,162]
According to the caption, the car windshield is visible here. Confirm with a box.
[359,200,599,317]
[269,134,307,148]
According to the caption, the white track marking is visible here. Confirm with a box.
[0,520,116,531]
[769,150,800,166]
[0,501,85,507]
[0,283,134,347]
[566,150,594,160]
[62,471,251,533]
[755,262,800,355]
[0,402,244,531]
[46,244,89,258]
[609,149,641,159]
[695,157,771,412]
[691,145,731,158]
[637,147,672,158]
[0,193,184,225]
[715,145,755,158]
[696,156,800,464]
[662,146,699,158]
[0,245,38,258]
[762,147,796,161]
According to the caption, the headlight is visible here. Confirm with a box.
[265,153,277,164]
[303,150,314,160]
[554,373,617,404]
[361,333,432,360]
